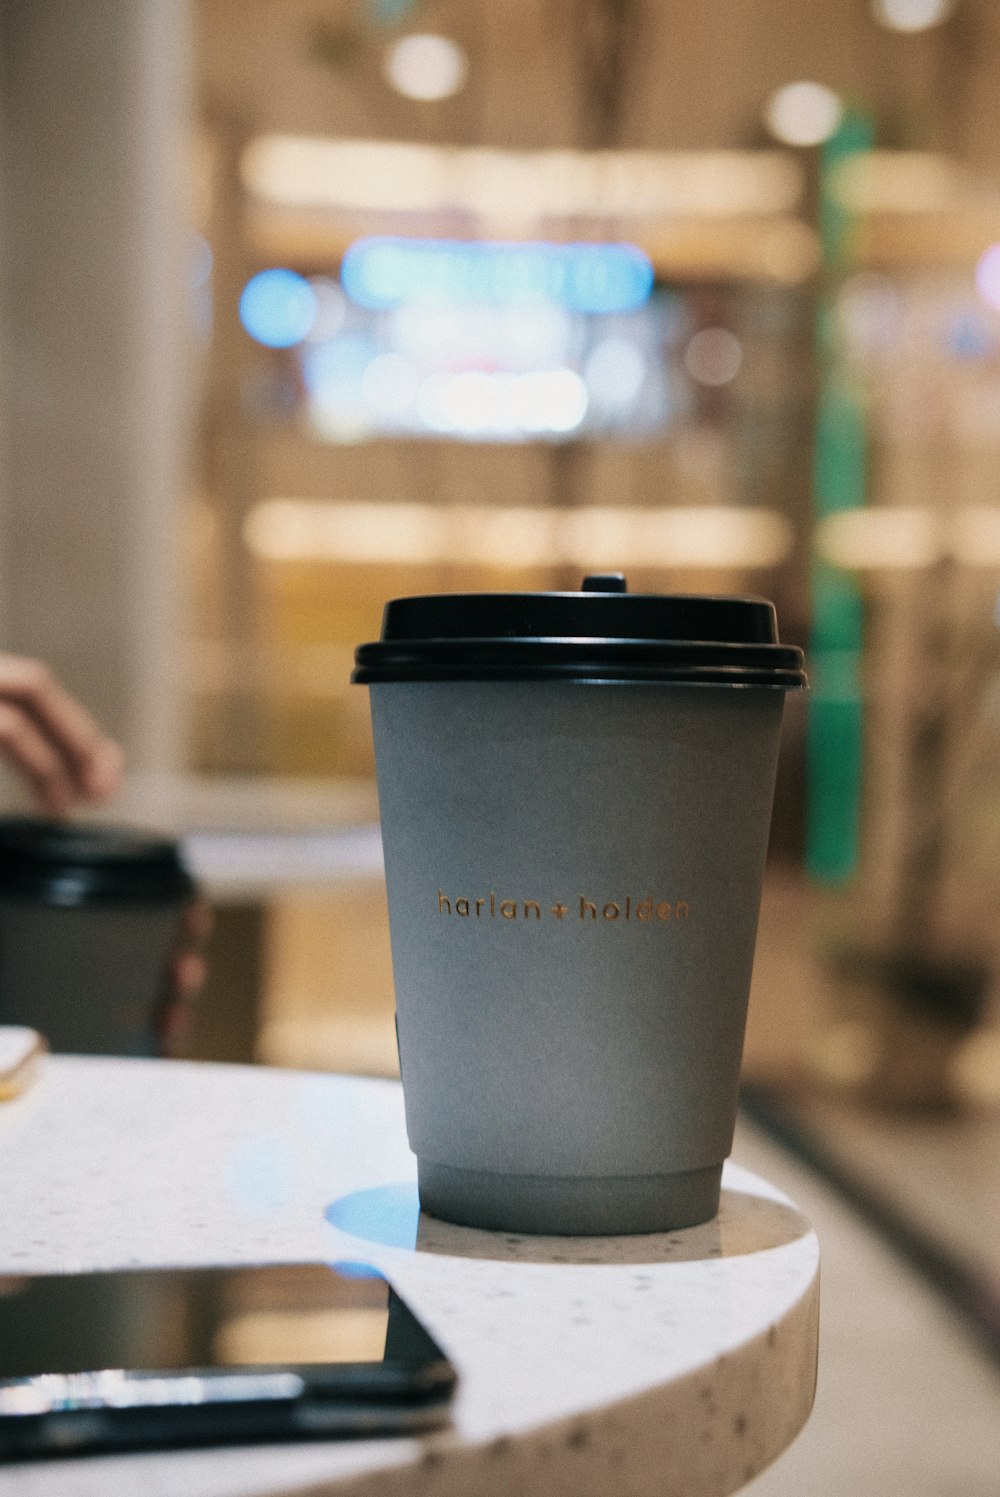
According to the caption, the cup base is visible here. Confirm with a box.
[416,1159,722,1236]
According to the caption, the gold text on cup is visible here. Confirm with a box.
[436,891,690,923]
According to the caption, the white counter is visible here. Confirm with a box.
[0,1056,818,1496]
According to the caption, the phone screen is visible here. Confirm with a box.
[0,1263,455,1459]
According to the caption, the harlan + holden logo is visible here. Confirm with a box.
[437,891,690,923]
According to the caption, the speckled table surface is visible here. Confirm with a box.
[0,1056,818,1497]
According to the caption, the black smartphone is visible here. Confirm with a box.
[0,1262,456,1460]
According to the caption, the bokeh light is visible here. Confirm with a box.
[684,328,744,386]
[340,238,654,314]
[944,308,996,362]
[383,33,467,100]
[871,0,952,32]
[584,337,647,408]
[239,268,316,347]
[764,82,844,147]
[415,368,589,438]
[303,278,347,343]
[514,370,589,433]
[388,301,572,369]
[361,353,420,418]
[837,275,906,356]
[293,288,666,442]
[975,244,1000,311]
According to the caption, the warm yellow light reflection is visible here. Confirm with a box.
[817,505,1000,571]
[215,1309,388,1365]
[953,506,1000,567]
[243,139,447,214]
[563,506,791,569]
[831,152,966,214]
[242,137,803,219]
[245,500,447,564]
[758,219,822,282]
[448,506,560,568]
[816,508,943,570]
[244,500,793,571]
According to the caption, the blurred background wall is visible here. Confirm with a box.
[2,0,1000,1087]
[3,7,1000,1491]
[5,1,1000,1089]
[0,0,190,773]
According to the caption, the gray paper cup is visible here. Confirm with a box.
[354,574,805,1234]
[0,818,195,1056]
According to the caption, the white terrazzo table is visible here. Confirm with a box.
[0,1057,819,1497]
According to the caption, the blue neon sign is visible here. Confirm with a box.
[340,238,654,314]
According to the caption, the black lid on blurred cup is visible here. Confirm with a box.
[353,574,806,690]
[0,818,195,907]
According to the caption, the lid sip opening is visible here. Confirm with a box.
[581,573,628,593]
[354,574,806,690]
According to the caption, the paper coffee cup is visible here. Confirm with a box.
[0,818,195,1056]
[354,574,805,1234]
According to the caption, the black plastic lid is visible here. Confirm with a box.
[353,574,806,689]
[0,818,196,907]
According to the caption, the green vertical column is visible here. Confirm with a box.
[806,109,874,885]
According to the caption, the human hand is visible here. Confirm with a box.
[0,654,124,813]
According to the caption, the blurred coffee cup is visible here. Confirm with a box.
[0,817,195,1056]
